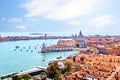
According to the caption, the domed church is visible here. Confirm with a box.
[74,31,87,48]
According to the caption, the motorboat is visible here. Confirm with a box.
[56,56,62,59]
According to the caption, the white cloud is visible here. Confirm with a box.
[27,18,37,22]
[22,0,102,21]
[16,25,26,29]
[8,18,23,23]
[88,15,114,27]
[46,0,100,21]
[21,0,62,17]
[68,20,82,25]
[1,17,6,21]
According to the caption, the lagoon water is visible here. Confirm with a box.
[0,38,79,76]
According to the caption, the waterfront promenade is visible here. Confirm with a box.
[1,66,47,79]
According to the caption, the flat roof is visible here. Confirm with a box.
[17,66,46,75]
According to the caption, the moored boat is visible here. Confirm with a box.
[15,46,20,49]
[57,56,62,59]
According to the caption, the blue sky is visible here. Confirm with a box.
[0,0,120,35]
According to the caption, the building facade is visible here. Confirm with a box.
[74,31,87,48]
[57,40,75,47]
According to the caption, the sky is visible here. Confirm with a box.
[0,0,120,35]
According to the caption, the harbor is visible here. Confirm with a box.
[0,39,79,77]
[0,31,86,77]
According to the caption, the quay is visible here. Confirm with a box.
[41,39,75,53]
[17,66,46,76]
[0,66,46,79]
[41,31,87,53]
[0,72,18,79]
[41,44,74,53]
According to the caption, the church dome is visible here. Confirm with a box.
[78,31,84,38]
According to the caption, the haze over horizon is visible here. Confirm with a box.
[0,0,120,35]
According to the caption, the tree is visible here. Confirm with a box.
[47,62,61,79]
[64,61,73,73]
[54,69,61,80]
[40,72,47,80]
[47,61,73,79]
[22,74,31,80]
[75,65,81,71]
[12,75,23,80]
[17,75,23,80]
[13,74,31,80]
[33,77,40,80]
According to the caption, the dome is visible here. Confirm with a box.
[78,31,84,38]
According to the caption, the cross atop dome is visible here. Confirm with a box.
[79,30,82,35]
[78,30,84,38]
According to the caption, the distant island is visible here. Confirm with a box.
[0,34,72,42]
[29,33,43,35]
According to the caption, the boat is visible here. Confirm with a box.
[15,46,20,49]
[31,50,33,52]
[56,56,62,59]
[14,49,16,51]
[38,51,41,53]
[35,46,36,49]
[29,47,31,49]
[48,60,56,65]
[42,59,45,61]
[26,50,29,52]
